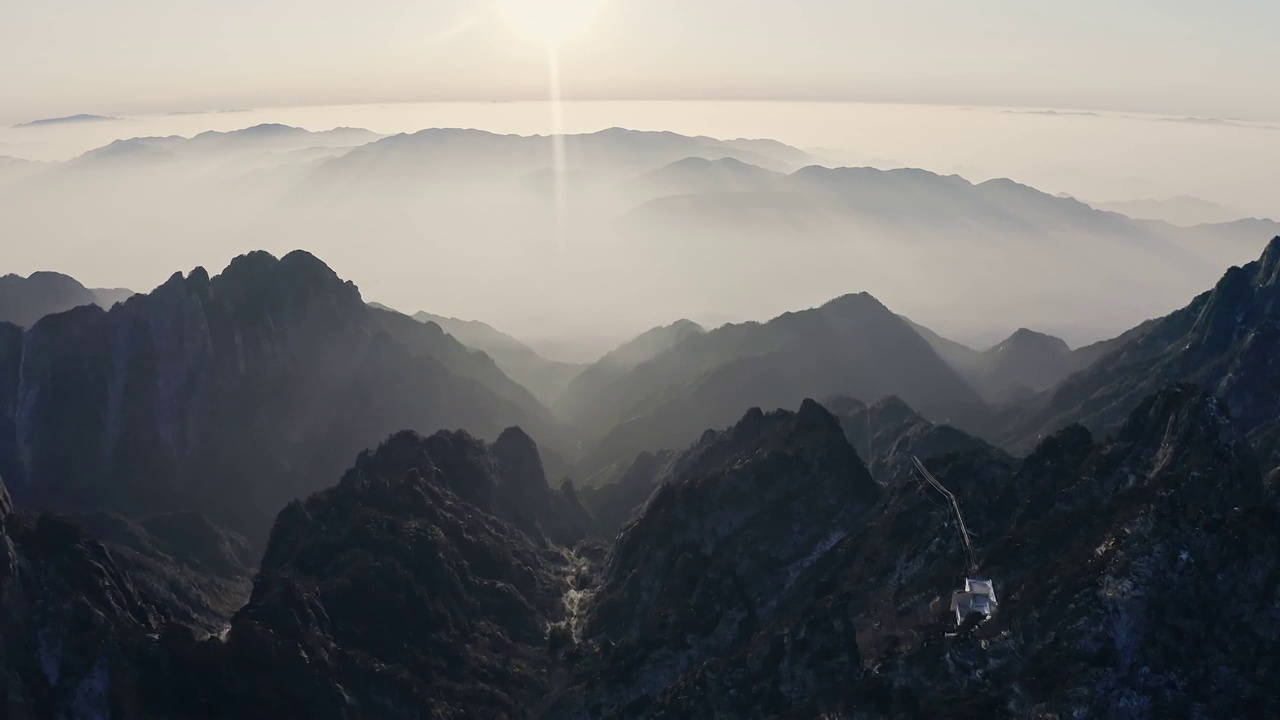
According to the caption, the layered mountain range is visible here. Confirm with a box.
[0,271,133,328]
[566,293,987,476]
[0,250,564,544]
[997,235,1280,467]
[4,377,1274,718]
[4,124,1276,346]
[2,214,1279,716]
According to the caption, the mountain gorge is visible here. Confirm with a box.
[7,376,1273,718]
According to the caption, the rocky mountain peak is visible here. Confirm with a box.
[184,427,575,719]
[1002,326,1070,353]
[563,400,881,713]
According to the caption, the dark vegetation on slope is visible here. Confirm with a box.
[0,250,566,545]
[999,235,1280,467]
[2,236,1280,718]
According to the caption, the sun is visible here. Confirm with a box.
[497,0,603,45]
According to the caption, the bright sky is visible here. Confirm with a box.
[4,0,1279,121]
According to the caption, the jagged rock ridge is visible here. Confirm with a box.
[0,250,564,543]
[1001,235,1280,466]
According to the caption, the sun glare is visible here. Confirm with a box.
[498,0,602,45]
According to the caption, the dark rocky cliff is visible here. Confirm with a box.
[0,251,565,544]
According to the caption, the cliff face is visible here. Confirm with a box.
[549,399,883,717]
[2,251,564,543]
[1,382,1276,718]
[0,473,252,720]
[539,385,1279,718]
[142,429,585,720]
[1004,236,1280,468]
[826,393,1015,486]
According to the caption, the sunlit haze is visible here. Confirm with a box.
[2,1,1278,353]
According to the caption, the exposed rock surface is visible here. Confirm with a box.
[554,319,705,425]
[0,250,565,543]
[3,381,1277,718]
[576,449,675,538]
[825,394,1014,485]
[142,429,581,720]
[548,399,882,716]
[0,473,252,720]
[546,384,1280,718]
[1002,235,1280,467]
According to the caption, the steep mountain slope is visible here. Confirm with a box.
[547,384,1279,718]
[1001,235,1280,466]
[0,474,252,720]
[415,311,584,407]
[4,381,1275,718]
[554,319,705,425]
[0,250,565,543]
[578,293,985,474]
[824,394,1014,485]
[575,449,676,537]
[139,429,587,719]
[978,327,1075,396]
[548,399,883,716]
[578,393,1003,538]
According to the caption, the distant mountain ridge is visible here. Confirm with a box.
[11,113,117,128]
[907,323,1110,401]
[572,292,985,474]
[0,271,135,328]
[413,311,585,407]
[1091,194,1250,226]
[554,319,706,425]
[5,124,1278,347]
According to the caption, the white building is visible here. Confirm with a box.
[950,578,998,625]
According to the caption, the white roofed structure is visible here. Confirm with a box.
[950,577,998,625]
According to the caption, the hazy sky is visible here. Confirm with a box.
[4,0,1280,122]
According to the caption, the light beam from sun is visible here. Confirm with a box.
[548,43,569,255]
[497,0,602,44]
[497,1,602,256]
